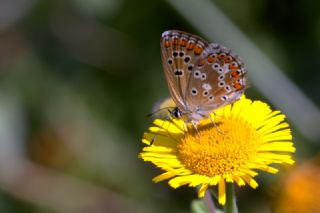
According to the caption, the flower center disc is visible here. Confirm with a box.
[177,117,260,177]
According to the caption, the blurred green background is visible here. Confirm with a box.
[0,0,319,212]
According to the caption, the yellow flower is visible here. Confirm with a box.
[274,159,320,213]
[139,96,295,205]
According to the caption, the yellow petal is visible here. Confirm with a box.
[218,178,226,205]
[198,184,209,198]
[242,175,258,188]
[169,175,200,188]
[153,172,176,182]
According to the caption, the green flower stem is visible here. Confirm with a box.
[204,190,216,213]
[225,183,238,213]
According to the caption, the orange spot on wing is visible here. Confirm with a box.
[173,38,179,45]
[231,70,241,78]
[225,56,233,63]
[194,45,203,55]
[218,53,226,60]
[207,54,217,63]
[187,41,195,50]
[198,59,206,67]
[229,62,239,70]
[164,40,172,48]
[233,82,243,91]
[180,39,187,47]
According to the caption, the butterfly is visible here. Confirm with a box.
[160,30,247,124]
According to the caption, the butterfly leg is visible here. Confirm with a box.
[191,120,201,138]
[211,111,222,119]
[182,121,188,133]
[181,122,189,141]
[210,114,223,134]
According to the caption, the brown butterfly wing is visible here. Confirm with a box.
[185,43,247,115]
[160,30,209,111]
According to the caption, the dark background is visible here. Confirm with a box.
[0,0,319,212]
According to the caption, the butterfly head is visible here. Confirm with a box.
[170,107,210,123]
[170,107,182,119]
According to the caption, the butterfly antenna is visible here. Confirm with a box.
[166,118,174,141]
[182,122,189,142]
[191,120,201,139]
[147,107,175,117]
[183,122,188,134]
[150,118,168,145]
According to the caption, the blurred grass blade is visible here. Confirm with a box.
[191,199,224,213]
[191,199,209,213]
